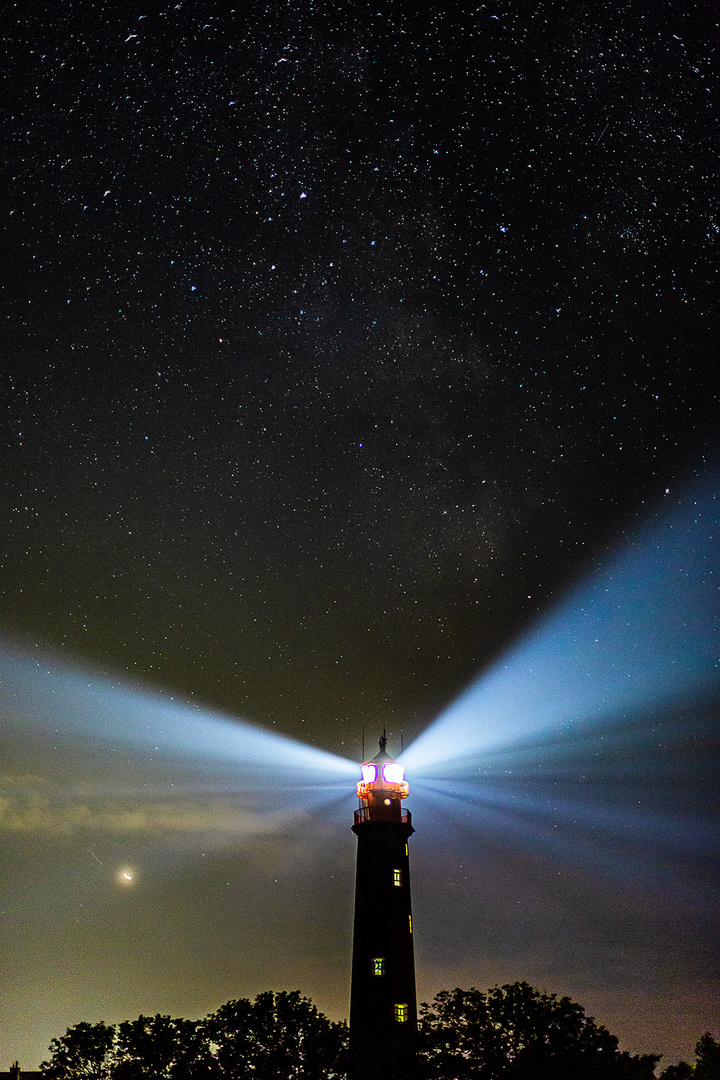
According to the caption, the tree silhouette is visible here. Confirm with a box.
[660,1065,695,1079]
[695,1034,720,1080]
[661,1033,720,1080]
[39,984,672,1080]
[39,993,346,1080]
[418,981,659,1080]
[113,1014,213,1080]
[205,989,347,1080]
[41,1021,115,1080]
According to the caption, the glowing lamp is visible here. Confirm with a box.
[355,734,410,814]
[382,762,405,785]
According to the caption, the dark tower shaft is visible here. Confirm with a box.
[348,738,417,1080]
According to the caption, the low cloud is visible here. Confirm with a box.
[0,779,278,837]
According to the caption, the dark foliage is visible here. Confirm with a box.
[660,1065,695,1079]
[695,1034,720,1080]
[418,981,660,1080]
[113,1014,213,1080]
[660,1033,720,1080]
[39,993,347,1080]
[660,1028,720,1080]
[204,989,347,1080]
[41,1022,116,1080]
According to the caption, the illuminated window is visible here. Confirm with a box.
[361,764,377,783]
[395,1003,408,1023]
[372,957,385,976]
[408,915,413,933]
[405,843,408,856]
[393,868,402,887]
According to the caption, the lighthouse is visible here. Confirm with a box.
[348,735,417,1080]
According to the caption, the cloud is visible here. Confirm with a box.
[0,780,279,837]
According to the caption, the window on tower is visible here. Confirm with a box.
[372,957,385,976]
[393,868,402,887]
[395,1003,408,1023]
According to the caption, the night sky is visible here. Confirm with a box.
[1,0,718,1071]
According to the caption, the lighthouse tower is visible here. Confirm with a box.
[348,735,417,1080]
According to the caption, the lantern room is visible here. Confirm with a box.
[355,733,409,823]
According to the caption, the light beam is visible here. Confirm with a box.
[0,639,357,818]
[402,472,719,776]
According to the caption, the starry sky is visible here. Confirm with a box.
[1,0,718,1070]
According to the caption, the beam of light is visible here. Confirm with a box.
[0,639,357,817]
[402,470,719,776]
[411,765,718,875]
[406,694,718,914]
